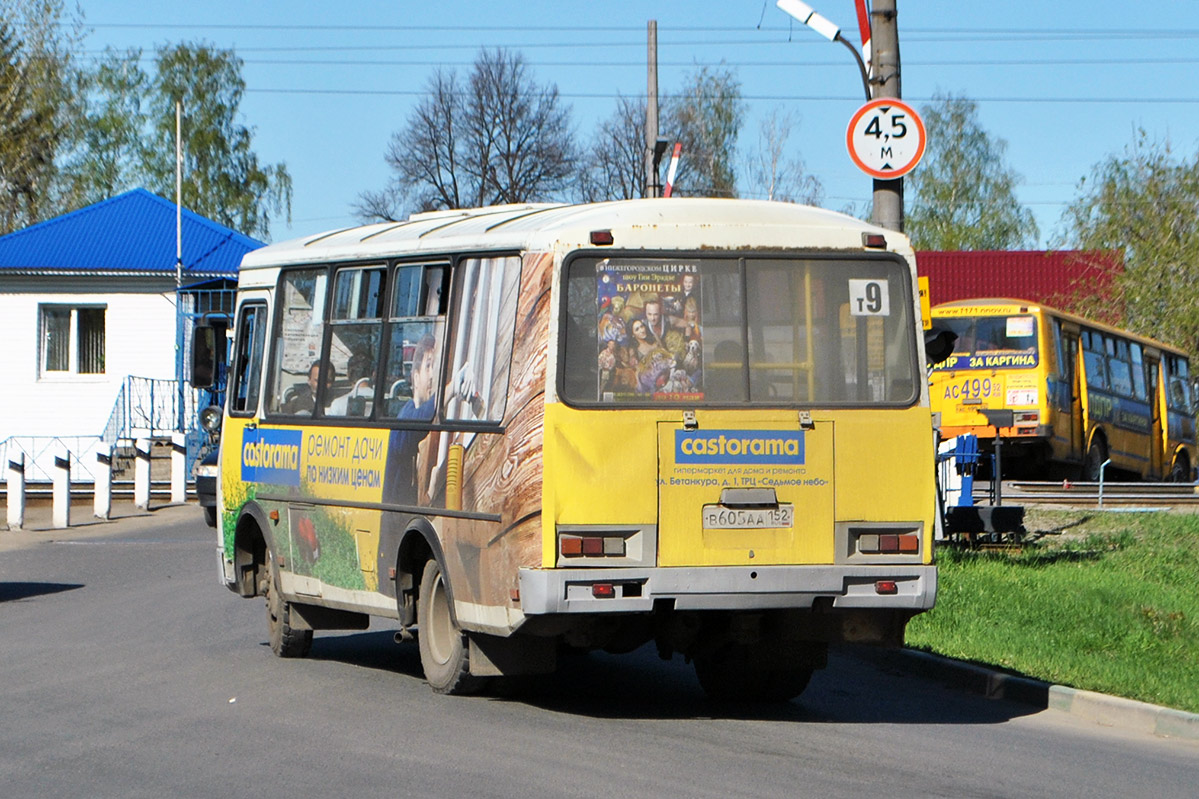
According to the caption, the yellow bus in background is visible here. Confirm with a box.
[206,199,939,702]
[931,298,1196,482]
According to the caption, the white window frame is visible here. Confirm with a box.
[38,304,107,378]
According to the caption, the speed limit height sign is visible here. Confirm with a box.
[846,98,926,179]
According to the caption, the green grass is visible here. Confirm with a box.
[905,509,1199,713]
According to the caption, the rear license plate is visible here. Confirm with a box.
[702,504,794,529]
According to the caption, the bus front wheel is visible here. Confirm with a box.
[1169,453,1191,483]
[417,558,486,695]
[1083,438,1108,482]
[264,553,313,658]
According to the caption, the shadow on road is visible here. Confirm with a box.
[304,631,1039,726]
[0,582,85,602]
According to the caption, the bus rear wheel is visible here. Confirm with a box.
[264,553,313,658]
[417,558,486,695]
[693,642,816,703]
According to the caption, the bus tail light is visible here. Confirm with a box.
[1014,411,1038,425]
[592,583,615,598]
[857,533,920,554]
[875,580,898,595]
[560,534,626,558]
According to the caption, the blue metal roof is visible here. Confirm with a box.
[0,188,263,276]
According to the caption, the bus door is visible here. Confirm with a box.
[1061,327,1084,462]
[1145,351,1164,478]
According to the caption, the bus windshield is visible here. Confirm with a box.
[937,313,1039,370]
[562,255,918,406]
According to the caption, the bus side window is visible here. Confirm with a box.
[325,265,386,419]
[268,268,329,416]
[1130,343,1147,400]
[442,256,522,424]
[1084,349,1108,390]
[229,304,266,416]
[1167,356,1192,410]
[1108,357,1133,397]
[382,263,447,418]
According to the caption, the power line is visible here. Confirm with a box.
[241,87,1199,105]
[84,22,1199,39]
[78,53,1199,69]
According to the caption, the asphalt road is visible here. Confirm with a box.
[2,505,1196,798]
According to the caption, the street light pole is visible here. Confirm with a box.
[776,0,906,232]
[776,0,870,101]
[870,0,904,231]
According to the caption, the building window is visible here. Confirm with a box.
[40,305,106,376]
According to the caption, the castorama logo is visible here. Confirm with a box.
[675,430,805,465]
[241,428,302,486]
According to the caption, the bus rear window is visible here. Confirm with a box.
[562,255,918,406]
[937,314,1039,370]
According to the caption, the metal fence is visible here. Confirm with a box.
[3,376,207,485]
[0,435,104,484]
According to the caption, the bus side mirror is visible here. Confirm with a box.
[925,327,958,366]
[193,324,217,388]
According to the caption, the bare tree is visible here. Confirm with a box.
[578,95,646,202]
[743,107,822,205]
[357,48,576,220]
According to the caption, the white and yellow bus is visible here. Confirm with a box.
[206,199,939,701]
[931,298,1197,482]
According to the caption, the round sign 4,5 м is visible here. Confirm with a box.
[846,97,926,180]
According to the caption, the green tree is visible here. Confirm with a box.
[663,64,744,197]
[905,92,1037,250]
[61,47,151,205]
[357,48,576,220]
[1061,132,1199,353]
[0,0,83,234]
[143,43,291,239]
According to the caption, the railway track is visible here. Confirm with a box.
[971,481,1199,508]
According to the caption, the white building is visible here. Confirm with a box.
[0,189,261,481]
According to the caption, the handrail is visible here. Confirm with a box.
[101,376,202,445]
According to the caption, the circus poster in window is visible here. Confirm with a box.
[595,259,704,402]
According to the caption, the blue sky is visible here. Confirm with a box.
[73,1,1199,246]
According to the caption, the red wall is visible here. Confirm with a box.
[917,250,1122,308]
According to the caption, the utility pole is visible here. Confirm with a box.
[645,20,660,198]
[870,0,903,231]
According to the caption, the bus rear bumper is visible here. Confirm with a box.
[518,564,936,615]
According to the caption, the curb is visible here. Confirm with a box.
[861,647,1199,742]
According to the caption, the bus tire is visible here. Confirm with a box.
[694,643,814,703]
[1083,437,1108,482]
[264,553,313,658]
[417,558,486,695]
[1169,453,1191,483]
[202,505,217,528]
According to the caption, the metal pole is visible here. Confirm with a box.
[645,20,660,198]
[992,432,1003,507]
[175,100,183,288]
[869,0,904,231]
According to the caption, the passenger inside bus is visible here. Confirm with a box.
[327,351,375,416]
[281,361,330,415]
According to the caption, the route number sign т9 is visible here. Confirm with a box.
[846,98,926,180]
